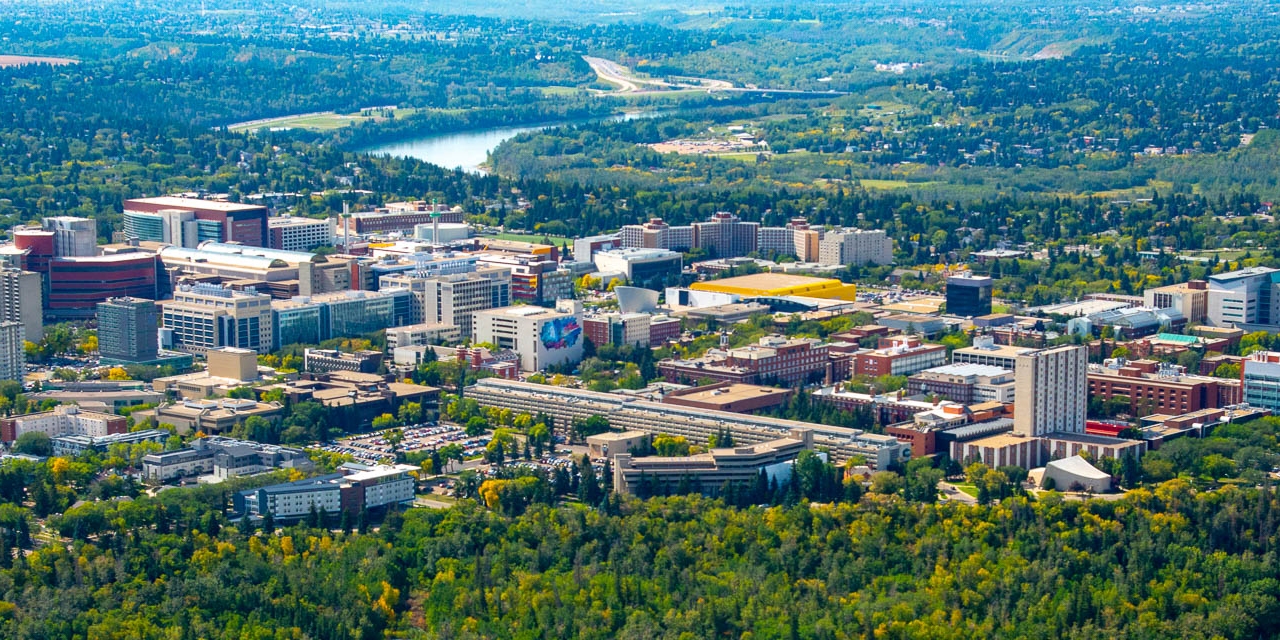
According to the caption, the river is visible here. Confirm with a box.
[361,111,661,173]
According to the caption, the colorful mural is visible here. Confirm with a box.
[540,316,582,350]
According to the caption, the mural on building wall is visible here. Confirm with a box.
[540,317,582,350]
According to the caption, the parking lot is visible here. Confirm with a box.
[312,423,493,464]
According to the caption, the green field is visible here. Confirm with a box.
[485,232,572,245]
[228,108,423,133]
[859,178,940,190]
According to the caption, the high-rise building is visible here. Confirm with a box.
[0,268,42,340]
[97,297,159,363]
[268,216,336,252]
[0,321,24,382]
[124,197,269,247]
[379,267,510,337]
[160,284,273,354]
[1205,267,1280,328]
[1144,280,1209,325]
[42,216,97,257]
[122,208,205,247]
[592,248,682,290]
[1012,345,1088,437]
[1243,351,1280,412]
[818,229,893,267]
[693,212,759,259]
[946,274,993,318]
[47,253,158,319]
[619,218,694,252]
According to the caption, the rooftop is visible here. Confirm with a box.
[917,363,1013,378]
[667,384,792,404]
[126,196,265,212]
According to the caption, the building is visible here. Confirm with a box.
[692,212,759,259]
[852,336,949,377]
[689,273,859,301]
[256,371,439,431]
[1243,351,1280,412]
[1206,266,1280,328]
[619,218,695,251]
[413,221,471,244]
[147,398,286,435]
[907,364,1016,404]
[592,248,682,289]
[1144,280,1209,325]
[0,405,126,443]
[951,336,1027,370]
[659,335,848,386]
[47,253,158,319]
[1012,345,1088,437]
[661,382,793,414]
[122,208,207,248]
[573,233,621,264]
[160,284,273,354]
[233,463,417,519]
[586,431,649,458]
[946,274,993,318]
[341,202,460,236]
[304,348,383,374]
[378,267,510,334]
[43,216,97,257]
[268,216,335,252]
[0,268,41,340]
[649,315,682,345]
[613,429,813,496]
[97,297,159,363]
[467,378,910,468]
[471,300,584,371]
[158,242,355,299]
[141,435,312,481]
[51,429,169,458]
[1087,358,1241,415]
[124,197,269,247]
[474,252,569,305]
[1041,456,1111,492]
[0,322,23,382]
[818,229,893,267]
[385,322,462,348]
[151,346,266,399]
[29,381,165,413]
[583,313,652,349]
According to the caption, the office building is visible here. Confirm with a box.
[475,252,569,304]
[142,436,312,482]
[412,222,471,244]
[160,284,273,354]
[52,429,169,458]
[341,202,460,236]
[613,429,813,496]
[314,288,410,338]
[1012,345,1088,437]
[583,313,652,349]
[1088,358,1241,414]
[385,322,462,348]
[97,297,159,363]
[233,463,417,519]
[592,248,682,289]
[0,322,23,382]
[649,315,682,345]
[661,382,793,414]
[304,348,383,374]
[693,212,759,259]
[1206,266,1280,328]
[818,229,892,267]
[124,197,269,247]
[379,266,510,331]
[852,336,949,377]
[268,215,335,252]
[689,272,859,301]
[146,398,287,436]
[122,208,205,247]
[472,300,584,371]
[1144,280,1209,325]
[0,405,126,443]
[43,216,97,257]
[0,268,42,340]
[946,274,993,318]
[907,364,1016,404]
[256,371,439,431]
[573,233,621,264]
[151,347,266,399]
[48,253,158,319]
[659,335,849,386]
[468,378,910,468]
[951,336,1027,370]
[619,218,695,252]
[1243,351,1280,412]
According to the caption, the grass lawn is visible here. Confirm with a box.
[952,483,980,498]
[487,232,571,245]
[229,108,425,133]
[859,178,940,190]
[538,86,587,96]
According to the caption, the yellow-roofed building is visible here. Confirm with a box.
[691,273,858,301]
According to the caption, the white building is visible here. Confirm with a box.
[472,300,584,371]
[1206,267,1280,328]
[1041,455,1111,493]
[269,216,335,252]
[0,321,23,382]
[818,229,893,267]
[412,222,471,244]
[1243,351,1280,412]
[0,268,41,341]
[592,248,682,285]
[386,322,463,348]
[381,267,511,338]
[43,216,97,257]
[1,404,123,442]
[160,284,274,354]
[1012,344,1088,437]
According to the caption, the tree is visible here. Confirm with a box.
[106,367,131,381]
[372,413,399,431]
[870,471,904,495]
[12,432,52,457]
[652,435,690,457]
[465,416,489,437]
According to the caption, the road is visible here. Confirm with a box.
[584,55,846,97]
